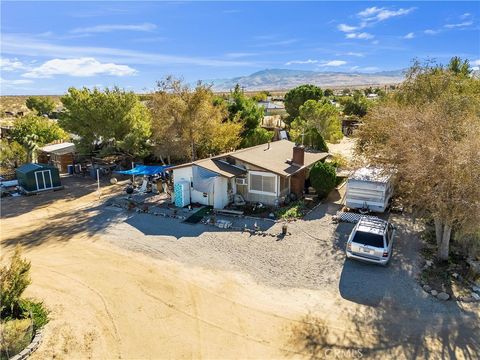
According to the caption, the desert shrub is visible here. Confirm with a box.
[0,246,31,318]
[19,299,49,330]
[310,162,336,198]
[0,318,33,359]
[329,153,348,168]
[276,201,306,220]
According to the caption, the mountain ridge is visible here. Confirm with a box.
[208,68,405,91]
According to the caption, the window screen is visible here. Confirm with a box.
[250,173,276,194]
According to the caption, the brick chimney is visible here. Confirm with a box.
[292,144,305,167]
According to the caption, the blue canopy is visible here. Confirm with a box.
[115,165,170,176]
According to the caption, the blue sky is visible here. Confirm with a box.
[1,1,479,95]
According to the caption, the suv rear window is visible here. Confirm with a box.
[352,231,384,248]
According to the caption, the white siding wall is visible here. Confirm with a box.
[173,166,229,209]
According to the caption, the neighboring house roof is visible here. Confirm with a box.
[257,101,285,110]
[170,140,328,178]
[39,142,76,155]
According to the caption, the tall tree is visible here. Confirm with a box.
[343,90,370,117]
[356,58,480,261]
[227,84,264,137]
[59,87,151,158]
[291,99,342,143]
[447,56,471,77]
[150,77,241,162]
[284,84,323,126]
[25,96,55,116]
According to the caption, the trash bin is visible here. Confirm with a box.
[67,164,74,175]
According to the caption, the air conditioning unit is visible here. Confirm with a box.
[236,177,248,185]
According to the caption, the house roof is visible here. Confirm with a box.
[170,158,246,178]
[170,140,328,178]
[220,140,328,177]
[39,142,76,155]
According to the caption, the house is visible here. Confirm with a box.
[16,163,63,194]
[37,142,76,173]
[257,100,286,116]
[170,140,329,208]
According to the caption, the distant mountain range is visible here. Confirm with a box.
[208,68,405,91]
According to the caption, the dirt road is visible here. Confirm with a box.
[1,177,478,359]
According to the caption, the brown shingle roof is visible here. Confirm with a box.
[216,140,328,177]
[170,140,328,178]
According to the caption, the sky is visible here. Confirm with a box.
[1,1,479,95]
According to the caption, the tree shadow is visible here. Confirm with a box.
[288,215,480,359]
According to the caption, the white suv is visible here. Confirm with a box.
[346,217,395,266]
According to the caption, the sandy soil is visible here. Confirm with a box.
[1,177,478,359]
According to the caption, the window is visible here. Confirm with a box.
[249,171,277,195]
[352,231,385,248]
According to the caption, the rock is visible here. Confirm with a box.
[423,284,432,292]
[462,296,473,303]
[471,292,480,301]
[452,272,459,279]
[472,285,480,293]
[431,290,438,296]
[437,292,450,301]
[425,260,433,267]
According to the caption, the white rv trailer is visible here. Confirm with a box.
[345,167,393,213]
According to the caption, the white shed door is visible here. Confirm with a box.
[35,170,53,190]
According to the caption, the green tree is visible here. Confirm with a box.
[309,162,336,198]
[228,84,264,136]
[343,91,370,117]
[11,114,67,162]
[447,56,471,77]
[59,87,151,158]
[296,100,342,142]
[284,84,323,126]
[289,122,329,152]
[241,127,273,148]
[0,140,27,169]
[25,96,55,116]
[356,58,480,261]
[323,89,334,97]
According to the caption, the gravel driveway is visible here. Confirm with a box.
[98,201,479,358]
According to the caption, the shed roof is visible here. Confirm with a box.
[39,142,76,155]
[16,163,52,174]
[350,167,391,183]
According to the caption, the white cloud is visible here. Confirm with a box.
[2,34,253,67]
[460,13,471,20]
[0,58,29,71]
[285,59,318,65]
[345,52,365,57]
[358,6,415,22]
[337,24,357,32]
[472,66,479,71]
[71,23,157,34]
[444,21,473,29]
[404,32,415,39]
[472,59,480,66]
[346,32,374,40]
[0,77,33,85]
[320,60,347,67]
[424,29,440,35]
[225,52,258,58]
[22,57,137,78]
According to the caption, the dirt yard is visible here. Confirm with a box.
[1,176,478,359]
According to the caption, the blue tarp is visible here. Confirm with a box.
[114,165,170,176]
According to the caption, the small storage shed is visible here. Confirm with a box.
[37,142,76,173]
[16,163,63,194]
[345,167,393,213]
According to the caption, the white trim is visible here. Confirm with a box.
[248,170,277,196]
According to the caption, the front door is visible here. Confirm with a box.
[35,170,53,191]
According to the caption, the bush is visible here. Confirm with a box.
[276,201,306,220]
[0,246,31,318]
[241,127,273,148]
[310,162,336,198]
[0,319,32,359]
